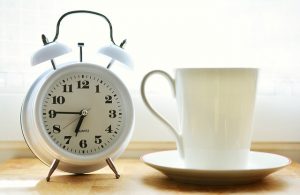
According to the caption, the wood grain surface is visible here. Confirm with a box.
[0,158,299,194]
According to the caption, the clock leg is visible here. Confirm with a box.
[106,158,120,179]
[46,159,60,182]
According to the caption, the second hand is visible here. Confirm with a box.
[62,108,91,129]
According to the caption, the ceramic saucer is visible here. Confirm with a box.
[141,150,291,185]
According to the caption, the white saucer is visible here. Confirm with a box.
[142,150,291,185]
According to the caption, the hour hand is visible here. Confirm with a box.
[75,115,85,136]
[74,109,89,136]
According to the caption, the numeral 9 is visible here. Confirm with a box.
[49,110,56,118]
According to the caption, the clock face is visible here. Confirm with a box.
[41,71,124,155]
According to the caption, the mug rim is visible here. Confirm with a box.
[176,67,258,71]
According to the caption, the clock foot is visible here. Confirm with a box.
[46,159,60,182]
[106,158,120,179]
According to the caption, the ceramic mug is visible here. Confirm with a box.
[141,68,258,169]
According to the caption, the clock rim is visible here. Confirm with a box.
[21,62,134,172]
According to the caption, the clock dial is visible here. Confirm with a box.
[41,72,123,155]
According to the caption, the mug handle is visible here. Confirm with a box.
[141,70,182,146]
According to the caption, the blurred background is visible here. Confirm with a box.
[0,0,299,150]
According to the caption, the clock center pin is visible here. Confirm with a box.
[81,109,88,116]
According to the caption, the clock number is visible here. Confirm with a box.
[64,136,72,144]
[52,96,65,104]
[77,80,89,89]
[109,110,117,118]
[105,95,112,103]
[95,85,100,93]
[105,125,113,133]
[79,139,87,148]
[95,136,102,144]
[63,84,73,93]
[52,125,61,134]
[49,110,56,118]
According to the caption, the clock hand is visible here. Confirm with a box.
[62,108,91,129]
[75,115,85,137]
[74,109,88,136]
[54,111,81,115]
[62,116,81,129]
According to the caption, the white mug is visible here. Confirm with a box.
[141,68,258,169]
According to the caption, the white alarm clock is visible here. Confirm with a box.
[20,10,134,181]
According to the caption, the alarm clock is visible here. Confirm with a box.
[20,10,134,182]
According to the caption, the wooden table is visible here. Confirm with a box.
[0,158,299,194]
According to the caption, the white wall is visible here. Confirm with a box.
[0,0,300,141]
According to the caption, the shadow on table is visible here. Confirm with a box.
[35,173,120,193]
[142,175,288,193]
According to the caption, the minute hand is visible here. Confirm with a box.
[54,111,81,115]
